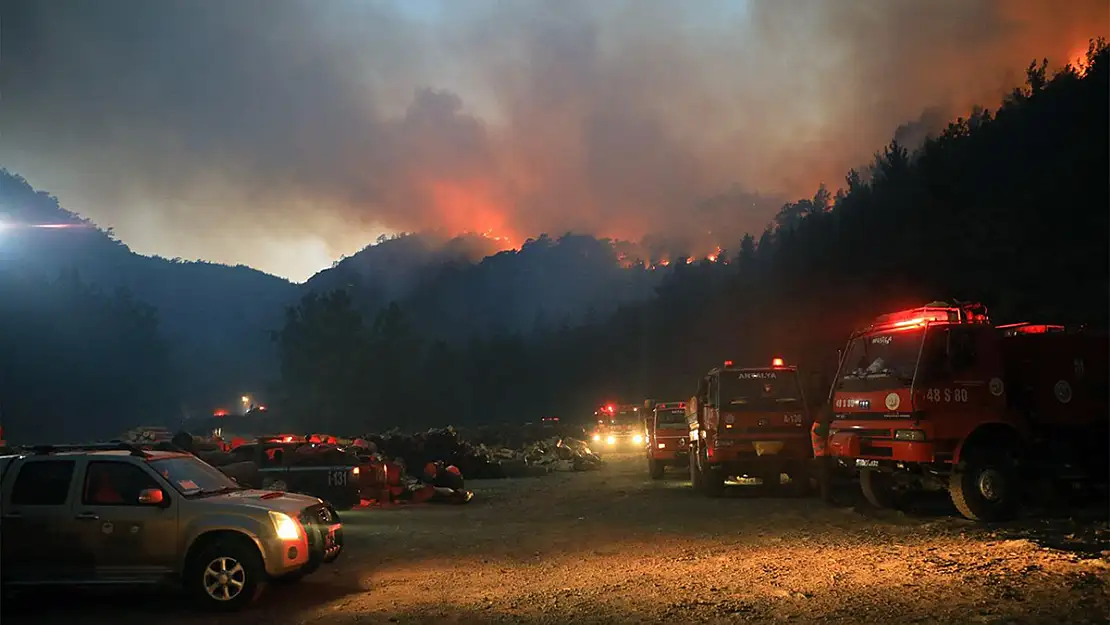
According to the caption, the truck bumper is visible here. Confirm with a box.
[706,438,811,475]
[827,431,936,466]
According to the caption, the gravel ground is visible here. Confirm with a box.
[6,452,1109,624]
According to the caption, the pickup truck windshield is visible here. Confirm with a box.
[151,456,241,496]
[720,371,801,411]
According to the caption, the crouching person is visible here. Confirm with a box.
[422,462,473,504]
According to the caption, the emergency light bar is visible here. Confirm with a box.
[997,323,1065,336]
[771,357,785,367]
[723,360,733,367]
[868,302,990,333]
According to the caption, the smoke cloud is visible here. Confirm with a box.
[2,0,1105,280]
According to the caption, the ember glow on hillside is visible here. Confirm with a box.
[1,0,1105,280]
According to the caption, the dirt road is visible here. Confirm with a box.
[8,452,1109,624]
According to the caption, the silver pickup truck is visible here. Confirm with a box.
[0,442,344,610]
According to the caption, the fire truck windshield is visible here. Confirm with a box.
[838,328,927,391]
[612,410,639,424]
[656,408,686,425]
[719,371,800,411]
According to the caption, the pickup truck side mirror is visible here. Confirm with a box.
[138,488,166,506]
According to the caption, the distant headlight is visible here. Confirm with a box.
[632,434,644,444]
[592,434,602,442]
[269,511,301,541]
[606,435,616,445]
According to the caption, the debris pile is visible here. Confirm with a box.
[357,427,604,479]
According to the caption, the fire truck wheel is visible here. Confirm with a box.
[689,447,704,490]
[702,467,725,497]
[949,455,1019,522]
[860,468,904,510]
[789,462,811,496]
[760,465,782,496]
[648,457,665,480]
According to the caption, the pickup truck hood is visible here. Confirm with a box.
[204,489,323,515]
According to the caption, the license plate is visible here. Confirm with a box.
[327,469,349,487]
[855,459,879,468]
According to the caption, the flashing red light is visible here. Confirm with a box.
[213,409,228,417]
[606,404,615,413]
[771,357,785,367]
[723,360,734,367]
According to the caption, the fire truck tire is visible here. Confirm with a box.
[860,468,903,510]
[789,462,811,496]
[702,467,725,497]
[648,457,665,480]
[689,446,704,490]
[760,466,782,496]
[949,455,1019,522]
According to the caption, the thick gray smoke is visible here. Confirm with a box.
[2,0,1105,279]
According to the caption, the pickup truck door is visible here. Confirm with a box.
[1,457,89,583]
[72,459,179,581]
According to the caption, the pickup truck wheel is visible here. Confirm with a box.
[860,468,904,510]
[949,453,1019,522]
[187,540,266,611]
[648,457,665,480]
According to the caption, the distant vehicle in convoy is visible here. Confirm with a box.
[687,358,815,497]
[0,442,342,610]
[645,401,690,479]
[590,403,646,450]
[815,301,1109,521]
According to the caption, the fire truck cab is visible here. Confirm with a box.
[645,401,690,479]
[590,403,646,450]
[816,301,1109,521]
[687,358,814,497]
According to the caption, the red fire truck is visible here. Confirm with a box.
[590,403,646,450]
[645,401,690,479]
[815,301,1108,521]
[687,358,815,497]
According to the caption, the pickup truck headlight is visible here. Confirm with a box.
[269,511,301,541]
